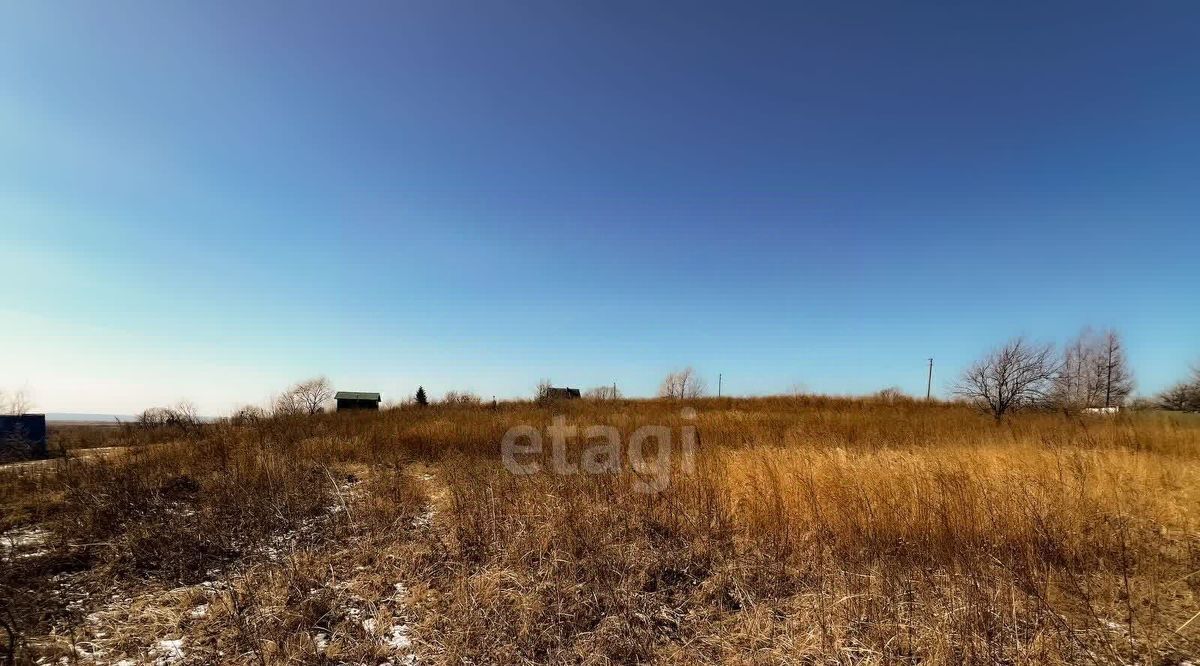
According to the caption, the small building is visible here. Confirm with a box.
[335,391,381,411]
[545,387,581,400]
[0,414,48,460]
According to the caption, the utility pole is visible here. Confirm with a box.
[612,381,617,400]
[718,373,722,398]
[926,358,934,400]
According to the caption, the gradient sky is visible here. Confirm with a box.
[2,1,1198,414]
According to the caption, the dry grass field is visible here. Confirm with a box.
[3,397,1199,664]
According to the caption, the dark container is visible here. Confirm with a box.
[0,414,48,459]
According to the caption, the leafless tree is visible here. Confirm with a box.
[295,376,334,414]
[166,401,200,428]
[0,389,32,416]
[137,400,201,430]
[583,384,622,400]
[442,390,482,406]
[229,405,267,425]
[1053,328,1134,408]
[137,407,168,427]
[955,338,1059,422]
[1054,329,1103,409]
[1157,383,1197,411]
[535,378,554,404]
[659,367,706,399]
[275,376,333,415]
[1097,330,1134,408]
[876,386,906,403]
[1158,362,1200,412]
[272,392,301,416]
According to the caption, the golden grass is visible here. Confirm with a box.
[2,397,1198,664]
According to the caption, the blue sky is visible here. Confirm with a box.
[2,1,1198,414]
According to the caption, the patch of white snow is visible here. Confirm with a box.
[153,638,185,665]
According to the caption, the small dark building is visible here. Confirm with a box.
[335,391,381,411]
[545,387,582,400]
[0,414,48,460]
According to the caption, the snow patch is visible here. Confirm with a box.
[382,582,416,664]
[411,507,435,528]
[386,623,412,651]
[2,527,48,547]
[153,638,185,665]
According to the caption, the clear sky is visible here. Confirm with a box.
[2,1,1198,415]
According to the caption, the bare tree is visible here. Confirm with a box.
[876,386,906,403]
[1097,330,1134,408]
[275,376,333,415]
[583,384,622,400]
[137,407,168,427]
[137,401,201,430]
[1158,383,1197,411]
[1054,328,1134,408]
[295,376,334,414]
[1,389,32,416]
[443,390,482,406]
[955,338,1059,422]
[1054,329,1102,409]
[166,401,200,429]
[229,405,267,425]
[535,378,554,404]
[659,367,706,399]
[1158,363,1200,412]
[272,392,301,416]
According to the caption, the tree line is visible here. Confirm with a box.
[126,333,1200,424]
[955,328,1198,421]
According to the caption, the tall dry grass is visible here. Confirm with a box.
[424,398,1200,663]
[2,397,1198,664]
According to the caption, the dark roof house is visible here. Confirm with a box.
[335,391,381,411]
[545,387,581,400]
